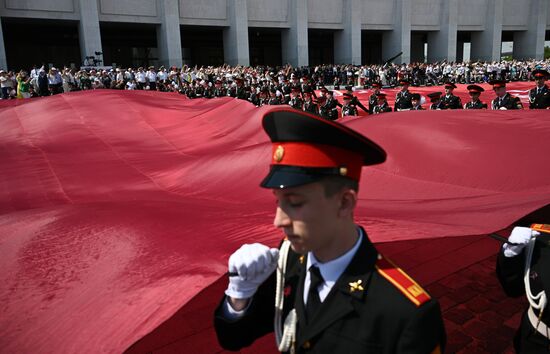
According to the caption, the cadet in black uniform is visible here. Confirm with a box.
[440,82,462,109]
[373,93,392,114]
[427,92,444,110]
[341,93,358,117]
[302,89,319,115]
[267,88,282,105]
[368,82,382,114]
[491,80,523,110]
[213,79,227,98]
[497,224,550,353]
[323,90,341,121]
[344,85,369,114]
[528,69,550,109]
[289,87,304,110]
[394,80,413,111]
[214,108,446,354]
[317,95,328,119]
[229,77,249,100]
[464,85,488,109]
[410,93,424,110]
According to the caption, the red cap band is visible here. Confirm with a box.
[271,142,363,180]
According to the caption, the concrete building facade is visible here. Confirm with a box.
[0,0,548,70]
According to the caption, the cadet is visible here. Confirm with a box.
[440,82,462,109]
[344,85,369,114]
[341,93,358,117]
[368,82,382,114]
[528,69,550,109]
[464,85,488,109]
[427,92,444,110]
[394,80,413,111]
[267,87,282,105]
[497,224,550,353]
[289,87,304,110]
[214,108,446,353]
[322,90,341,121]
[491,80,523,110]
[213,79,227,98]
[373,93,392,114]
[302,88,319,115]
[410,93,424,110]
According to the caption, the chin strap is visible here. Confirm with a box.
[274,240,297,353]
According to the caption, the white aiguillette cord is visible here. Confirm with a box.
[274,240,297,353]
[524,236,547,322]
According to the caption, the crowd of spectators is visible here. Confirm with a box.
[1,59,548,105]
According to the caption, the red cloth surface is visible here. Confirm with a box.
[0,87,549,353]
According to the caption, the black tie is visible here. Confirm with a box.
[306,266,324,323]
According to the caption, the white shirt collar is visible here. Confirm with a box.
[306,227,364,291]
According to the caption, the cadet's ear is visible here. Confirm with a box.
[338,189,357,217]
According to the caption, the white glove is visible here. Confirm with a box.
[502,227,541,257]
[225,243,279,299]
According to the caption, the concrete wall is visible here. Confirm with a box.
[502,0,530,30]
[411,0,440,30]
[457,0,488,30]
[308,0,344,29]
[361,0,394,30]
[0,0,548,68]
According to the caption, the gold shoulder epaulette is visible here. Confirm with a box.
[531,223,550,234]
[375,254,431,307]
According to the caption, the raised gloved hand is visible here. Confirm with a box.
[502,226,541,257]
[225,243,279,299]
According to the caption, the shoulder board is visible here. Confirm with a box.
[375,254,431,307]
[531,223,550,234]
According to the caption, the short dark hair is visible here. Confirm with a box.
[319,176,359,197]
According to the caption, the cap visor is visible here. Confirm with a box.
[260,166,330,189]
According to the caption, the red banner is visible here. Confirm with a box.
[0,88,548,353]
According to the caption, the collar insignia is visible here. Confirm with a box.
[349,279,364,293]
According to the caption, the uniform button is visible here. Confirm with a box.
[303,341,311,349]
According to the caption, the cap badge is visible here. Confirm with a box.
[339,167,348,176]
[274,145,285,163]
[349,279,364,293]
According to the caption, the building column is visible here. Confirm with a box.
[0,19,7,70]
[513,0,547,60]
[382,0,411,64]
[157,0,182,68]
[470,0,503,62]
[334,0,361,64]
[427,0,457,62]
[77,0,103,66]
[282,0,308,66]
[223,0,249,66]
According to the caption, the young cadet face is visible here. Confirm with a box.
[272,182,344,257]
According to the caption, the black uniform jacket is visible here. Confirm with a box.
[464,101,488,109]
[529,85,550,109]
[394,91,413,111]
[497,234,550,353]
[215,231,446,354]
[373,103,392,114]
[492,93,523,110]
[441,94,462,109]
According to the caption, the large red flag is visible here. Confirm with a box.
[0,88,548,353]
